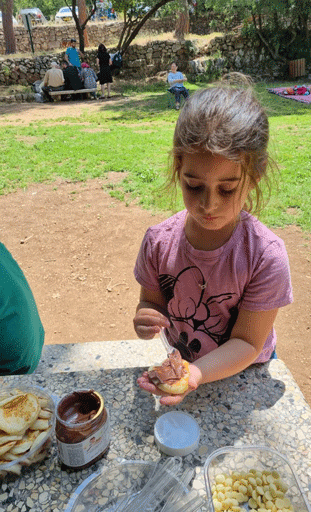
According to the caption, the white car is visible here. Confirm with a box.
[55,6,78,22]
[19,8,47,24]
[0,11,18,25]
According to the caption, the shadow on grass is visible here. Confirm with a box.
[95,91,177,122]
[0,102,40,117]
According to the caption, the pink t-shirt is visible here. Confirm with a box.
[134,210,293,363]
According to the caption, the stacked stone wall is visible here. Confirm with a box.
[0,17,176,54]
[0,39,193,86]
[191,32,303,80]
[0,30,308,98]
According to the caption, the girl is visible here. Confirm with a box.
[96,43,113,100]
[133,76,293,406]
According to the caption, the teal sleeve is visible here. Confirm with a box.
[0,244,44,375]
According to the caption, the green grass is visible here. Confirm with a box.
[0,78,311,232]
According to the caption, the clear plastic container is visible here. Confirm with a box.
[65,459,209,512]
[0,384,56,476]
[204,445,311,512]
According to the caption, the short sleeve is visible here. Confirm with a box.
[134,230,161,291]
[241,240,293,311]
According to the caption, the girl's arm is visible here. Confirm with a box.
[192,308,279,385]
[133,286,170,339]
[138,307,278,405]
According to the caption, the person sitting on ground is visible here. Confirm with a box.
[80,62,98,99]
[0,243,45,375]
[167,62,189,110]
[41,61,64,102]
[61,60,84,99]
[65,38,83,70]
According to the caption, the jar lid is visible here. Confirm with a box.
[154,411,200,456]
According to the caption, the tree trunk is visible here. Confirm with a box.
[0,0,16,54]
[174,0,189,41]
[77,0,89,48]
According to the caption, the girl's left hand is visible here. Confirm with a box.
[137,364,202,406]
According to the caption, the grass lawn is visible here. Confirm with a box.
[0,77,310,232]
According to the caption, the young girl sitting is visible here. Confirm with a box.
[133,75,293,406]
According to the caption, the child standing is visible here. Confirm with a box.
[134,76,293,406]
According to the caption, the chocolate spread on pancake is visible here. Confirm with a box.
[149,349,186,385]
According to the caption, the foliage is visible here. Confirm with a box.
[206,0,311,64]
[13,0,64,19]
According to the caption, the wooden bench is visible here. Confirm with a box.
[49,88,97,99]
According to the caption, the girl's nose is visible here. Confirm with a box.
[200,189,218,212]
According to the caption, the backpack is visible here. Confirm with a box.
[110,52,122,75]
[32,80,43,93]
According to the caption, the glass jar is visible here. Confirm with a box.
[56,389,110,470]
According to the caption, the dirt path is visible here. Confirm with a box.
[0,101,310,406]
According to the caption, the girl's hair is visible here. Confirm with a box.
[98,43,107,55]
[170,74,273,214]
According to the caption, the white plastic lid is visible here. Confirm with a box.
[154,411,200,456]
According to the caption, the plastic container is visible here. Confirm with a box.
[204,445,311,512]
[154,411,200,456]
[0,384,55,476]
[65,458,210,512]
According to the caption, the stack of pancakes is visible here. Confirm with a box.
[0,388,53,476]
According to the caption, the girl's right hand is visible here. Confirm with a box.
[133,308,170,339]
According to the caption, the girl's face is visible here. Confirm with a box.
[179,151,251,241]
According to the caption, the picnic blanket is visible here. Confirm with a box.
[268,86,311,104]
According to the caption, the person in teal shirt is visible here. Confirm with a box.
[65,38,83,69]
[0,243,44,375]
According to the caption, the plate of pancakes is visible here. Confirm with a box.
[0,384,56,476]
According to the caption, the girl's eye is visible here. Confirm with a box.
[219,187,237,196]
[185,183,203,192]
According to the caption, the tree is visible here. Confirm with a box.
[174,0,189,40]
[0,0,17,53]
[77,0,89,47]
[205,0,311,64]
[70,0,96,52]
[114,0,176,55]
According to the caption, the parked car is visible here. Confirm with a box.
[55,6,78,22]
[0,11,18,25]
[19,8,47,24]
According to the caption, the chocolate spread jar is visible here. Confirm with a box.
[56,389,110,470]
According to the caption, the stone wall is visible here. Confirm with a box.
[190,33,310,81]
[0,39,194,86]
[0,17,176,54]
[0,13,245,55]
[0,30,308,95]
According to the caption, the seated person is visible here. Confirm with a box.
[41,61,64,102]
[80,62,98,99]
[167,62,189,110]
[0,243,44,375]
[61,60,84,96]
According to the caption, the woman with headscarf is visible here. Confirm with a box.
[80,62,98,99]
[96,43,113,99]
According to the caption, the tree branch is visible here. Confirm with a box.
[120,0,175,55]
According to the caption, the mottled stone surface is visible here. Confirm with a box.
[0,339,310,512]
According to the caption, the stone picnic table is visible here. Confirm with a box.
[0,339,310,512]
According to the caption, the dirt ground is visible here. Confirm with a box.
[0,101,310,407]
